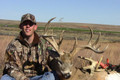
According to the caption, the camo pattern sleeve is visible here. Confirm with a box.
[39,37,54,66]
[3,39,28,80]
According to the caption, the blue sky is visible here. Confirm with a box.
[0,0,120,25]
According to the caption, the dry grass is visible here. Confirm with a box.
[0,35,120,79]
[0,19,120,79]
[59,40,120,80]
[0,35,14,76]
[61,40,120,65]
[0,35,14,63]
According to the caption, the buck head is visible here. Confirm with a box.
[44,36,77,79]
[42,17,78,79]
[42,17,109,79]
[47,51,73,79]
[56,52,73,79]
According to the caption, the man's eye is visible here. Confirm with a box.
[24,23,34,26]
[29,23,34,26]
[24,23,28,25]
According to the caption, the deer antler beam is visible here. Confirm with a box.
[82,44,109,53]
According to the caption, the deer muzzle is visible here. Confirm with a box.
[63,73,71,79]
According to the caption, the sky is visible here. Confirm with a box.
[0,0,120,25]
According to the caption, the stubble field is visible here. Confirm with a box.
[0,35,120,80]
[0,20,120,79]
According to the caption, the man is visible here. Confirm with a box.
[1,13,58,80]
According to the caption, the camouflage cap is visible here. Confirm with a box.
[20,13,36,25]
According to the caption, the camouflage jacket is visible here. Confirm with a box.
[3,32,52,79]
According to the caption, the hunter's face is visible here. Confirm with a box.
[20,20,37,37]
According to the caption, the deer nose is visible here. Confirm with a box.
[64,73,71,79]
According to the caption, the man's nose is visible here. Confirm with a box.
[26,24,31,28]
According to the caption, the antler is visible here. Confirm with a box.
[70,37,79,57]
[78,56,104,74]
[42,17,64,55]
[43,17,78,56]
[81,27,109,53]
[44,17,56,36]
[95,55,103,71]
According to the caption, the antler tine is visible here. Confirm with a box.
[82,27,109,54]
[44,36,58,51]
[58,30,64,46]
[70,37,79,57]
[52,36,64,55]
[95,55,103,71]
[83,44,108,53]
[96,45,101,50]
[44,17,56,35]
[78,56,95,63]
[88,27,93,45]
[43,17,65,55]
[92,32,101,47]
[44,36,65,55]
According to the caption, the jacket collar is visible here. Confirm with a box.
[17,31,40,47]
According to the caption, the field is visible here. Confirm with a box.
[0,19,120,79]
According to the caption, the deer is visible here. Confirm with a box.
[75,29,120,80]
[41,17,109,80]
[42,17,77,79]
[78,56,105,75]
[77,56,120,80]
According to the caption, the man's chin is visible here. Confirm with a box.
[25,34,32,37]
